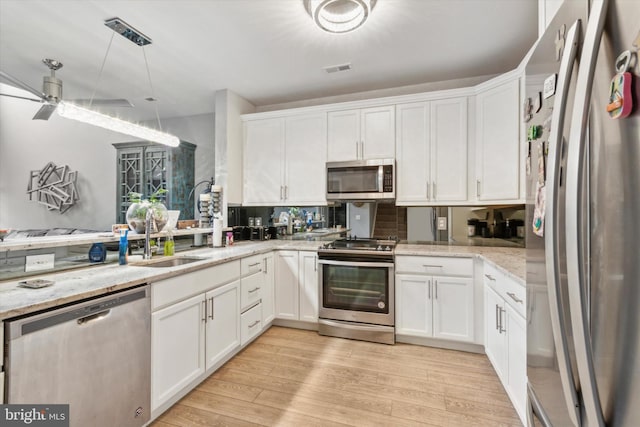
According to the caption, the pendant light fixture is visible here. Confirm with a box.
[307,0,376,34]
[59,17,179,147]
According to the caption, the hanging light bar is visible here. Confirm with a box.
[57,101,179,147]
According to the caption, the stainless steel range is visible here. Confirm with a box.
[318,237,396,344]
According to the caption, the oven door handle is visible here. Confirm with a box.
[317,259,394,269]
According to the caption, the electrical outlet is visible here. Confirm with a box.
[437,217,448,230]
[355,215,361,220]
[25,253,55,272]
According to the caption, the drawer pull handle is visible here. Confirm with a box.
[423,264,443,268]
[507,292,523,304]
[484,274,496,281]
[249,262,261,268]
[248,287,261,293]
[248,320,260,328]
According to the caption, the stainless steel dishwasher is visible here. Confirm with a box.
[4,285,151,427]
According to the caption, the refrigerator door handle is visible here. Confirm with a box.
[565,1,608,426]
[528,383,554,427]
[543,19,582,427]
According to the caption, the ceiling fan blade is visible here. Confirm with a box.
[68,98,134,108]
[0,93,43,103]
[0,70,45,100]
[32,103,57,120]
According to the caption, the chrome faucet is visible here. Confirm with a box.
[144,208,153,260]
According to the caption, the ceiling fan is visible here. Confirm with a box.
[0,58,133,120]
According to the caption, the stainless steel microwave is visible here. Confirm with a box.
[326,159,395,201]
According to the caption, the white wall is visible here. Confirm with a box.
[214,89,256,225]
[0,83,215,231]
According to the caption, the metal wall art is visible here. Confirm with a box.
[27,162,79,213]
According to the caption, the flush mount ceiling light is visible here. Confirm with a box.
[306,0,377,34]
[58,17,179,147]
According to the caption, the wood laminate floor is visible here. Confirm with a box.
[152,326,522,427]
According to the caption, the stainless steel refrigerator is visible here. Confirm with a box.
[525,0,640,426]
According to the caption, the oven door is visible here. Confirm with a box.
[318,258,394,326]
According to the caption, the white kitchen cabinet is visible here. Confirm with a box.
[396,274,474,342]
[395,256,475,343]
[151,293,205,411]
[475,78,521,202]
[299,251,319,322]
[243,118,284,205]
[396,98,468,204]
[484,284,507,378]
[204,280,240,370]
[244,114,326,206]
[274,250,318,323]
[262,252,275,324]
[275,250,300,320]
[506,303,527,420]
[327,106,395,162]
[284,114,327,204]
[483,261,527,424]
[151,261,242,413]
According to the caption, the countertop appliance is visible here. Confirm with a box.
[318,237,396,344]
[525,1,639,426]
[326,159,394,201]
[5,285,151,427]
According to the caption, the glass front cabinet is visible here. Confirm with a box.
[113,141,196,223]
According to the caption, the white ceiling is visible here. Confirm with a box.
[0,0,538,121]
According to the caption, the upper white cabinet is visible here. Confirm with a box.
[327,106,395,162]
[284,114,327,205]
[475,78,521,202]
[396,98,468,205]
[243,118,284,205]
[243,113,326,206]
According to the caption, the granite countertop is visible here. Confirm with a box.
[0,239,524,321]
[396,243,525,284]
[0,240,323,321]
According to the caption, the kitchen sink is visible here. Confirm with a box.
[132,256,205,268]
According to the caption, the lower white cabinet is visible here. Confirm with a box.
[396,255,475,343]
[152,293,206,411]
[275,250,318,323]
[151,262,241,413]
[262,252,275,324]
[483,262,527,424]
[205,281,241,369]
[396,274,474,342]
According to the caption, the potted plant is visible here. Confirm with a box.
[125,189,169,234]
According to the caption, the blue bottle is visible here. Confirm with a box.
[89,243,106,263]
[119,230,129,265]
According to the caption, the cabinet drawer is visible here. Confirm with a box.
[241,303,262,346]
[396,256,473,277]
[503,276,526,317]
[241,272,262,310]
[482,262,502,292]
[241,254,264,277]
[152,260,240,310]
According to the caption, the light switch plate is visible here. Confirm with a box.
[355,215,361,220]
[25,253,55,272]
[437,217,447,230]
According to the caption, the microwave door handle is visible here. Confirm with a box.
[378,166,383,193]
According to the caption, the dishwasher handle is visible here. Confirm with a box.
[77,310,111,325]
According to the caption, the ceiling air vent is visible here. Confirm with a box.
[324,63,352,74]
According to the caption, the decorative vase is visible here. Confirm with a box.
[126,200,169,234]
